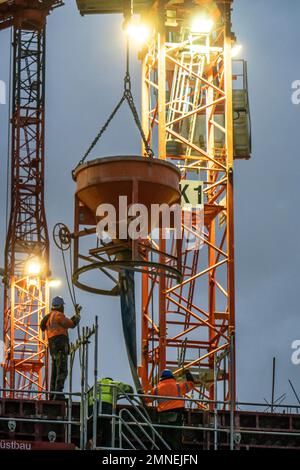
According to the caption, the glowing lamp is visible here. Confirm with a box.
[231,44,243,58]
[27,261,41,276]
[191,17,214,34]
[125,22,150,44]
[49,279,62,288]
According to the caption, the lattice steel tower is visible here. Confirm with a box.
[0,1,63,398]
[139,0,251,405]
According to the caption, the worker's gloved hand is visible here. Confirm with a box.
[75,304,82,315]
[185,369,195,383]
[71,314,81,326]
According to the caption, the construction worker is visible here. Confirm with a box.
[150,369,194,450]
[40,296,81,400]
[88,377,133,448]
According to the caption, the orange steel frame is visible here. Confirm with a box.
[1,1,62,398]
[139,0,236,407]
[3,277,50,397]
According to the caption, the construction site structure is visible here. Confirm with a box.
[0,1,63,398]
[1,0,298,455]
[140,0,237,402]
[74,0,251,406]
[1,327,300,451]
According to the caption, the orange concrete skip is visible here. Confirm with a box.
[74,155,181,233]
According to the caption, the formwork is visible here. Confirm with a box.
[1,396,300,451]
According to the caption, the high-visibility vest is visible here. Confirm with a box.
[46,310,75,340]
[153,378,193,412]
[88,379,132,406]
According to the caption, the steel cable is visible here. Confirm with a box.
[72,37,154,177]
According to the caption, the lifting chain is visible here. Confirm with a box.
[72,38,154,178]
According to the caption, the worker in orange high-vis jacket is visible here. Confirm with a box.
[151,369,194,450]
[40,296,81,401]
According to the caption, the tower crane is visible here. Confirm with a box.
[0,0,63,398]
[74,0,251,407]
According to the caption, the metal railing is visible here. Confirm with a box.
[86,383,300,450]
[85,383,170,450]
[1,314,300,450]
[1,383,300,450]
[118,391,171,450]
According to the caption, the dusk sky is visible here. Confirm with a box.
[0,0,299,406]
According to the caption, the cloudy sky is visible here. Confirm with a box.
[0,0,300,406]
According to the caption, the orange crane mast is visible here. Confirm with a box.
[0,0,63,398]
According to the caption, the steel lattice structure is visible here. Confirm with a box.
[74,0,250,407]
[1,1,63,397]
[3,27,49,398]
[139,0,237,406]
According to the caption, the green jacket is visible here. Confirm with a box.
[88,378,133,406]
